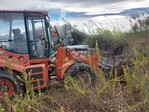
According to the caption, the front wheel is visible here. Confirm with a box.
[65,63,96,86]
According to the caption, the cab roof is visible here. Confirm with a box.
[0,10,48,15]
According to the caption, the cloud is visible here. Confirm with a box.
[48,0,149,13]
[51,0,129,6]
[0,0,149,31]
[0,0,148,12]
[0,0,148,17]
[0,0,50,10]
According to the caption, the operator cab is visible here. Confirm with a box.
[0,11,51,59]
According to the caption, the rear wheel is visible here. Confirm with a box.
[65,63,96,86]
[0,75,17,97]
[0,70,22,98]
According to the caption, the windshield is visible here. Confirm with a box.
[0,13,28,53]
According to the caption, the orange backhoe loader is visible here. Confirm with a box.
[0,10,99,97]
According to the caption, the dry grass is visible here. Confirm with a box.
[0,29,149,112]
[2,50,148,112]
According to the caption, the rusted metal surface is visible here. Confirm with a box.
[98,54,129,79]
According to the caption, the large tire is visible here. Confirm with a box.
[0,70,22,97]
[65,63,96,86]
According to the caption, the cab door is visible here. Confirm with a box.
[25,13,49,59]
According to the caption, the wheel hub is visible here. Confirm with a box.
[0,79,14,96]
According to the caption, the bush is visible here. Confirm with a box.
[71,29,87,45]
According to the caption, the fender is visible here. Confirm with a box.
[0,48,29,72]
[60,61,74,79]
[0,58,26,72]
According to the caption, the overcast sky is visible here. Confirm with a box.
[0,0,149,31]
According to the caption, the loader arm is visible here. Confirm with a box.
[68,49,99,74]
[55,47,99,80]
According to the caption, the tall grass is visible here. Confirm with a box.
[1,47,148,112]
[0,71,46,112]
[1,17,149,112]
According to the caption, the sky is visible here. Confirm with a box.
[0,0,149,32]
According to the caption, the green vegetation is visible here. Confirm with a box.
[71,29,87,45]
[1,50,148,111]
[1,16,149,112]
[72,21,149,56]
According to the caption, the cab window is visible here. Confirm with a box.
[0,13,28,53]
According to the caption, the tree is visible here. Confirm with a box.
[71,29,87,45]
